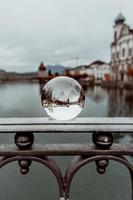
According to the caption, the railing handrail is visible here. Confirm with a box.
[0,117,133,133]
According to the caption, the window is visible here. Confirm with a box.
[116,51,119,59]
[114,31,117,40]
[122,64,124,71]
[122,48,125,57]
[112,53,115,60]
[129,48,132,56]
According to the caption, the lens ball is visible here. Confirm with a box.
[41,76,85,120]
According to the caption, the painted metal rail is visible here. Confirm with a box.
[0,117,133,200]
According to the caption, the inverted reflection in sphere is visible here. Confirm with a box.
[41,76,85,120]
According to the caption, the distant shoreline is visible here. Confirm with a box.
[0,69,133,90]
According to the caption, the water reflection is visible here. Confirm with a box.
[107,89,133,117]
[86,86,107,103]
[39,82,133,117]
[0,83,133,119]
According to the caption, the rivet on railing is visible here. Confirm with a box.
[15,132,34,150]
[18,160,32,175]
[92,132,113,150]
[14,132,34,174]
[96,159,109,174]
[92,132,113,174]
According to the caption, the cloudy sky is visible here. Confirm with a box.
[0,0,132,72]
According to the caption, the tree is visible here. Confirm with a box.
[55,72,59,76]
[48,69,52,76]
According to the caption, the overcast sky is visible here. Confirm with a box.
[0,0,132,72]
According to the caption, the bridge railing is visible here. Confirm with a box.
[0,117,133,200]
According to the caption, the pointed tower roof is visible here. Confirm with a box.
[39,62,46,70]
[115,13,126,24]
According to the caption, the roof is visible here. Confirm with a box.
[115,13,126,24]
[65,60,109,71]
[39,62,46,70]
[89,60,107,66]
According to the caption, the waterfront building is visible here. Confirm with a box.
[86,60,112,83]
[111,13,133,82]
[38,62,46,78]
[64,65,87,77]
[65,60,112,83]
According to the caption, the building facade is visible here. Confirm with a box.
[111,13,133,81]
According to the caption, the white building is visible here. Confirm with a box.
[87,60,112,83]
[111,13,133,81]
[65,60,112,83]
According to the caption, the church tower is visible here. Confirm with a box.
[111,13,133,82]
[38,62,46,78]
[114,13,126,41]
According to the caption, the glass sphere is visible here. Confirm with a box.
[41,76,85,121]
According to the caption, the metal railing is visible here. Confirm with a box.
[0,117,133,200]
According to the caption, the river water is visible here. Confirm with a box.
[0,83,133,200]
